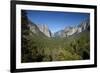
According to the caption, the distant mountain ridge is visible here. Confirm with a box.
[28,19,90,38]
[54,19,90,38]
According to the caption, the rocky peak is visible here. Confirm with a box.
[54,19,90,38]
[36,24,52,37]
[28,21,52,37]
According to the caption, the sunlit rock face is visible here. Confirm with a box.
[28,20,52,37]
[54,19,90,38]
[28,18,89,38]
[37,24,52,37]
[28,20,41,34]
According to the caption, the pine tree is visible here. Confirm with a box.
[21,10,31,62]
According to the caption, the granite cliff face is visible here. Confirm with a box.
[28,18,89,38]
[37,24,52,37]
[28,20,52,37]
[28,21,40,34]
[54,19,90,38]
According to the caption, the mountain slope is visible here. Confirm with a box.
[28,20,52,37]
[37,24,52,37]
[54,19,90,38]
[28,20,47,37]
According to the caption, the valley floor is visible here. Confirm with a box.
[21,31,90,63]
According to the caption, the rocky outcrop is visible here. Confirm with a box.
[37,24,52,37]
[77,19,90,32]
[28,18,89,38]
[28,20,41,34]
[28,20,52,37]
[54,19,90,38]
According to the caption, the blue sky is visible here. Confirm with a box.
[26,10,90,33]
